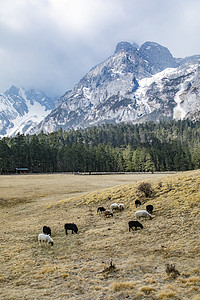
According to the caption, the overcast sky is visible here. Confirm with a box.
[0,0,199,97]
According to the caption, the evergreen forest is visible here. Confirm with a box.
[0,120,200,174]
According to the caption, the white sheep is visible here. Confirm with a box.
[110,203,119,211]
[135,210,152,220]
[118,203,125,210]
[38,233,54,246]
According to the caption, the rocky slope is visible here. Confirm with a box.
[1,41,199,137]
[0,86,55,137]
[33,41,200,134]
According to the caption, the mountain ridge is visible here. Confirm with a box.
[0,41,200,137]
[0,86,55,137]
[32,41,200,134]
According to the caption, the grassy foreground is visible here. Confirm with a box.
[0,171,200,300]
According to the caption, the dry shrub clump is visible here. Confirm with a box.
[158,181,163,188]
[139,285,155,294]
[110,281,136,292]
[101,260,116,274]
[158,289,177,299]
[165,263,180,279]
[185,277,200,286]
[167,183,173,191]
[137,181,154,198]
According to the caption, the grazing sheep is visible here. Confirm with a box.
[135,210,152,220]
[38,233,54,246]
[43,225,51,236]
[64,223,78,235]
[135,200,141,207]
[97,206,106,214]
[110,203,119,211]
[118,203,125,210]
[146,204,154,214]
[103,210,113,217]
[128,221,143,231]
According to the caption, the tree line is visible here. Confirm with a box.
[0,119,200,174]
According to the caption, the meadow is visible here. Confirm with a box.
[0,171,200,299]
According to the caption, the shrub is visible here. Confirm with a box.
[158,289,177,299]
[165,263,180,279]
[158,181,163,188]
[110,281,136,292]
[140,285,155,294]
[167,183,173,191]
[137,182,154,198]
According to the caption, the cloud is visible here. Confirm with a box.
[0,0,199,97]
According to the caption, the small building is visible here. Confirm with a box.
[15,168,29,174]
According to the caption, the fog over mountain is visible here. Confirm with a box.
[0,40,199,137]
[1,0,200,97]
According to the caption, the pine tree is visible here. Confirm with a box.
[0,139,11,173]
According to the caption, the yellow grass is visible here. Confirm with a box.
[0,170,200,299]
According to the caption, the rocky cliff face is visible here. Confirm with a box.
[33,41,200,134]
[1,41,199,137]
[0,86,55,137]
[138,41,177,73]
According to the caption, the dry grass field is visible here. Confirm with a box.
[0,171,200,300]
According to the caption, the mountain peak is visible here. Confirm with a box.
[139,41,177,72]
[1,41,200,137]
[5,85,19,94]
[0,86,56,137]
[114,41,139,54]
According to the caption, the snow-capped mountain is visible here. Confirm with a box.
[1,41,199,137]
[0,86,55,137]
[32,41,200,134]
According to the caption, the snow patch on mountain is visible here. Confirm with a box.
[173,65,200,120]
[7,101,52,136]
[0,86,55,137]
[1,41,200,137]
[32,41,200,134]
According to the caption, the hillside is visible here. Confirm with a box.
[0,171,200,299]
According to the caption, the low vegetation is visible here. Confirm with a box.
[137,181,154,198]
[0,170,200,299]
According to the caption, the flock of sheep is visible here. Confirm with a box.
[38,223,79,246]
[97,201,153,232]
[38,200,154,247]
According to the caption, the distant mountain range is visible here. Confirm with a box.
[32,41,200,134]
[0,41,200,137]
[0,86,55,137]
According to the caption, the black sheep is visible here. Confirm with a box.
[135,200,141,207]
[64,223,78,235]
[97,206,106,214]
[128,220,143,231]
[103,210,113,217]
[43,225,51,236]
[146,204,154,214]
